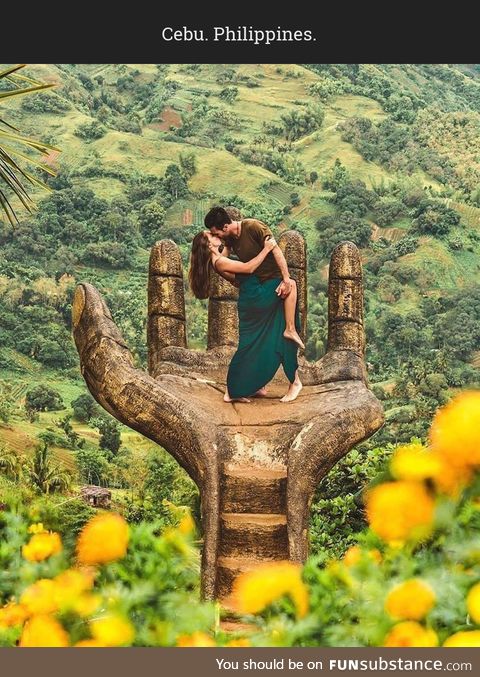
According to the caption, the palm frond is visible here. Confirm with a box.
[0,64,27,79]
[0,128,59,153]
[0,190,21,225]
[0,117,20,132]
[0,83,55,100]
[0,143,57,176]
[0,63,61,223]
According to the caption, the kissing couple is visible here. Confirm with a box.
[189,206,304,404]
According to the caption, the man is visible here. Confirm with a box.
[204,205,294,299]
[204,205,303,402]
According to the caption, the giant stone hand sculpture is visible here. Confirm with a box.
[72,232,385,603]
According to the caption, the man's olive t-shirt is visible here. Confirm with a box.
[229,219,281,283]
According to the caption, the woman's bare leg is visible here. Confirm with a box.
[283,280,305,350]
[280,370,303,403]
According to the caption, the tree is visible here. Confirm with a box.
[71,393,100,422]
[334,180,377,217]
[218,86,238,104]
[55,413,84,449]
[29,441,72,494]
[322,159,350,192]
[91,415,122,456]
[74,120,106,140]
[315,212,372,259]
[164,164,188,200]
[0,381,17,423]
[37,339,72,368]
[280,105,324,141]
[374,196,405,227]
[0,443,25,482]
[138,202,166,240]
[310,171,318,186]
[179,153,197,179]
[412,203,460,236]
[75,447,110,486]
[25,385,64,414]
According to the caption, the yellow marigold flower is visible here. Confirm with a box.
[0,602,28,628]
[365,481,435,544]
[28,523,46,534]
[53,568,94,608]
[20,579,58,616]
[22,531,62,562]
[325,560,355,588]
[343,545,362,566]
[74,639,105,647]
[228,561,309,618]
[19,615,69,647]
[369,549,382,563]
[429,390,480,469]
[162,527,194,556]
[50,568,100,617]
[90,615,134,646]
[73,594,102,618]
[77,513,129,565]
[443,630,480,647]
[466,582,480,624]
[226,638,251,647]
[430,451,472,498]
[176,631,216,647]
[343,545,382,566]
[383,621,438,647]
[55,567,94,590]
[390,443,442,482]
[178,513,196,535]
[385,579,436,620]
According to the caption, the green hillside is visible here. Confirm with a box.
[1,62,480,482]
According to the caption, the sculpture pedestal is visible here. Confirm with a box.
[72,235,385,605]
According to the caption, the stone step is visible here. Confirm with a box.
[216,555,288,600]
[219,511,288,560]
[219,620,256,635]
[221,466,287,513]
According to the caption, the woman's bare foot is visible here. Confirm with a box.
[224,391,251,403]
[253,387,268,397]
[283,329,305,351]
[280,379,303,403]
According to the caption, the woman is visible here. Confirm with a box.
[189,230,303,403]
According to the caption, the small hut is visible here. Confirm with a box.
[80,485,111,508]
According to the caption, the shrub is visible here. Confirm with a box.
[74,121,107,141]
[25,385,64,413]
[71,393,100,422]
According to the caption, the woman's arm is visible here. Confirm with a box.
[216,268,240,287]
[215,238,277,275]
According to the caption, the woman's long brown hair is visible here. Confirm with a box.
[189,232,212,299]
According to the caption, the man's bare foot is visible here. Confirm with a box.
[283,329,305,350]
[224,392,251,403]
[280,380,303,403]
[253,387,268,397]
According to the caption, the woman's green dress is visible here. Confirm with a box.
[226,273,301,399]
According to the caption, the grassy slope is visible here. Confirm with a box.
[2,63,480,468]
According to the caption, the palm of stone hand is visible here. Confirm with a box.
[72,231,384,601]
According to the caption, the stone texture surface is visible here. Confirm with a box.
[72,234,385,604]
